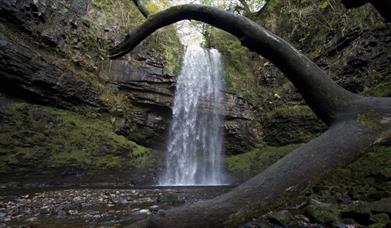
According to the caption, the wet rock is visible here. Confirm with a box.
[70,0,90,15]
[266,210,294,226]
[305,200,340,224]
[157,193,183,206]
[263,105,326,146]
[223,118,262,154]
[25,217,38,222]
[109,52,262,152]
[0,34,105,109]
[139,209,150,214]
[40,206,50,215]
[370,213,390,224]
[149,205,159,213]
[118,198,128,205]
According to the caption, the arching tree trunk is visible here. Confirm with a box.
[109,4,391,227]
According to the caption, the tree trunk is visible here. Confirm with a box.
[108,4,391,227]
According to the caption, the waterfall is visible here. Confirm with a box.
[159,46,225,186]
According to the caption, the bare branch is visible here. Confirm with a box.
[132,0,150,18]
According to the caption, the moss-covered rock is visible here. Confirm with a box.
[205,0,390,149]
[0,100,157,186]
[205,27,260,100]
[241,146,391,227]
[225,144,301,180]
[265,210,294,226]
[0,0,185,186]
[305,200,340,224]
[263,105,327,146]
[316,146,391,201]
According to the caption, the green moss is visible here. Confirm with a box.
[363,82,391,97]
[0,102,154,175]
[144,27,184,74]
[316,146,391,201]
[2,29,17,41]
[266,104,314,118]
[370,213,390,225]
[91,0,113,11]
[262,0,284,13]
[306,203,340,224]
[205,27,259,99]
[357,111,383,130]
[225,144,302,180]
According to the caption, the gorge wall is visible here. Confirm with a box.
[204,1,391,226]
[204,0,390,180]
[0,0,262,187]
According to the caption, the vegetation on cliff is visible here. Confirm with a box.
[0,100,155,184]
[0,0,183,184]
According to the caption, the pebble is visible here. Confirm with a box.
[0,187,229,227]
[25,217,38,222]
[150,205,159,209]
[119,198,128,204]
[138,209,151,215]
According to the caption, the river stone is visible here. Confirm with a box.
[266,210,294,226]
[370,213,390,224]
[305,200,340,224]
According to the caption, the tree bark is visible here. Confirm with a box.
[109,4,391,227]
[132,0,150,18]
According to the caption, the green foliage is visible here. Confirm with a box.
[89,0,183,74]
[205,27,259,99]
[357,111,383,130]
[144,27,184,74]
[225,144,302,180]
[363,82,391,97]
[91,0,113,11]
[319,0,329,9]
[145,1,159,13]
[262,0,284,13]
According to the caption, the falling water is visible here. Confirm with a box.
[159,46,225,186]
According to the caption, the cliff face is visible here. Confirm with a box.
[0,0,165,186]
[211,2,391,226]
[0,0,262,186]
[0,0,180,186]
[108,53,262,153]
[205,0,390,179]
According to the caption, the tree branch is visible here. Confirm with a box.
[108,4,391,227]
[109,4,358,125]
[139,121,384,227]
[132,0,150,18]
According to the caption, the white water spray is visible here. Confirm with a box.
[159,46,226,186]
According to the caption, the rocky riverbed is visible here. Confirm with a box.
[0,187,231,227]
